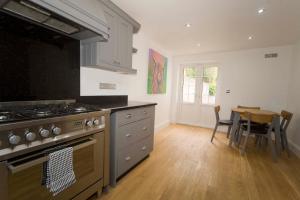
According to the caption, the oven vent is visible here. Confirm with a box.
[264,53,278,58]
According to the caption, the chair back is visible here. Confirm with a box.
[214,105,220,122]
[243,111,274,125]
[280,110,293,132]
[238,105,261,110]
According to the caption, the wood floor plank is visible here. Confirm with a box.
[98,124,300,200]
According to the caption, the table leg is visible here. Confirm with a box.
[229,112,240,147]
[227,111,234,138]
[273,116,282,154]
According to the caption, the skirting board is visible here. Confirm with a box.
[155,121,170,133]
[288,140,300,158]
[174,121,215,130]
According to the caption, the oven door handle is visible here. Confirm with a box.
[7,138,97,174]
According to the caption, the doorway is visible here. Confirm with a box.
[177,64,218,127]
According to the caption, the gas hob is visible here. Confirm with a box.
[0,103,101,124]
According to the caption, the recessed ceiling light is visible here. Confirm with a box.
[185,23,191,28]
[258,8,265,14]
[196,43,201,47]
[248,36,253,40]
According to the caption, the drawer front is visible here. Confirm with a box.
[117,118,153,149]
[136,135,154,161]
[116,106,155,126]
[117,145,135,177]
[117,136,154,177]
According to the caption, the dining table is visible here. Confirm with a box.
[228,107,282,155]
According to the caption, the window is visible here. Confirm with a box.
[202,67,218,105]
[182,67,196,103]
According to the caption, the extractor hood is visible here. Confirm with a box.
[0,0,109,41]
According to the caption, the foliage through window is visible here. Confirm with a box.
[202,67,218,105]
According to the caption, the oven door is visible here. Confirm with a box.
[0,131,104,200]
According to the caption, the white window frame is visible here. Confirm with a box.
[178,63,219,106]
[201,66,219,106]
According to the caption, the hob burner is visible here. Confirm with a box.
[0,115,8,120]
[74,107,87,112]
[36,110,52,117]
[0,112,11,121]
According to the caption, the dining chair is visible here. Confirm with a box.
[235,105,262,142]
[238,112,277,161]
[279,110,293,156]
[211,105,233,142]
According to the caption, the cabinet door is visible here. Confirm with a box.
[117,17,133,68]
[97,7,118,66]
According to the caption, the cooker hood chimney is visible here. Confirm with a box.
[0,0,109,41]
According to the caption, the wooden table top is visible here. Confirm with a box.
[232,108,279,116]
[232,108,279,123]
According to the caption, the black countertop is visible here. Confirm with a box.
[102,101,157,112]
[77,96,157,113]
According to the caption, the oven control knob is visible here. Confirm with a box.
[25,131,36,142]
[8,134,21,145]
[40,129,50,138]
[93,119,100,126]
[86,120,93,128]
[52,127,62,135]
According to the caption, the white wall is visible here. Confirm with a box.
[287,41,300,155]
[171,45,294,129]
[81,31,173,131]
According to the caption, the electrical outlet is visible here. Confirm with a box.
[99,83,116,90]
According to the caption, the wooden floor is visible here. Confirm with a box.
[99,124,300,200]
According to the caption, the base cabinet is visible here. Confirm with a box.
[110,106,155,186]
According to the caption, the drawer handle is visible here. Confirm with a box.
[126,114,132,119]
[125,156,131,161]
[143,111,147,114]
[142,146,147,151]
[142,127,148,131]
[125,134,132,137]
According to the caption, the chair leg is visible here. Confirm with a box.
[211,124,219,143]
[283,132,291,157]
[280,134,285,150]
[268,134,277,162]
[255,136,260,149]
[241,131,250,155]
[227,125,232,138]
[237,129,244,147]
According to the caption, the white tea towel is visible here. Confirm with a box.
[45,147,76,196]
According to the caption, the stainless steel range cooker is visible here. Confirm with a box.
[0,100,110,200]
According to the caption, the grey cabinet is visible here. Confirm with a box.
[117,17,133,69]
[110,106,155,186]
[97,6,118,67]
[81,0,139,74]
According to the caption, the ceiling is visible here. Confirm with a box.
[111,0,300,56]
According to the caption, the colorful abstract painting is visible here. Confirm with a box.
[147,49,168,94]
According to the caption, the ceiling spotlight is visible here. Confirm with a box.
[197,43,201,47]
[248,36,253,40]
[185,23,191,28]
[258,8,265,14]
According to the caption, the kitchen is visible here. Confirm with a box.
[1,0,300,200]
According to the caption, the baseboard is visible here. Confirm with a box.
[288,139,300,158]
[155,121,170,133]
[175,121,213,129]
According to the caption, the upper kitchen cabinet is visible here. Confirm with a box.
[81,0,140,74]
